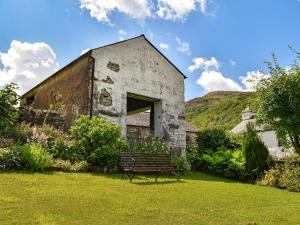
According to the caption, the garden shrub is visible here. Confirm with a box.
[52,159,88,172]
[242,123,269,176]
[88,145,120,168]
[0,83,19,135]
[259,157,300,192]
[258,166,282,188]
[70,115,122,167]
[196,128,241,154]
[0,147,21,170]
[192,148,248,180]
[188,128,247,180]
[123,138,168,154]
[49,140,84,163]
[279,164,300,192]
[197,128,231,154]
[12,144,53,171]
[13,122,33,143]
[19,123,68,147]
[0,135,15,148]
[171,155,190,174]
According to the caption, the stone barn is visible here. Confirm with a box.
[21,35,187,153]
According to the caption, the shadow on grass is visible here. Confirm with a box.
[183,171,241,184]
[132,180,186,185]
[89,172,185,184]
[89,171,240,185]
[0,170,245,185]
[0,169,55,175]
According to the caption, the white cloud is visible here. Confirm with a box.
[156,0,196,21]
[189,56,243,93]
[239,70,268,91]
[159,43,169,50]
[197,70,243,92]
[118,29,127,40]
[80,0,211,25]
[80,0,152,25]
[175,37,191,55]
[0,40,59,94]
[188,57,220,72]
[198,0,207,14]
[80,48,90,55]
[229,59,236,66]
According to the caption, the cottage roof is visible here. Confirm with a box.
[126,111,199,133]
[22,35,186,98]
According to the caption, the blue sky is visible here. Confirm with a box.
[0,0,300,100]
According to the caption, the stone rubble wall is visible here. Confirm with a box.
[19,107,65,131]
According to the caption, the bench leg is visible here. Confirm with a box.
[128,174,135,183]
[155,174,161,182]
[176,172,181,181]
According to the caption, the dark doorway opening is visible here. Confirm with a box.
[126,93,159,138]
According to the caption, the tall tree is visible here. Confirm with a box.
[0,83,19,134]
[242,123,269,175]
[254,50,300,154]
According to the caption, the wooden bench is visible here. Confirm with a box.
[120,152,182,183]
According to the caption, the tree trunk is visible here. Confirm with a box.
[289,134,300,155]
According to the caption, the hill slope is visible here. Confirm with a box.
[186,91,253,131]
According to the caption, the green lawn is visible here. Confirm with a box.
[0,172,299,225]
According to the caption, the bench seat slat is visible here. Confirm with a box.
[120,152,182,182]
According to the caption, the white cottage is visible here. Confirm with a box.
[231,107,294,159]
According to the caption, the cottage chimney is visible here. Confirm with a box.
[242,106,255,121]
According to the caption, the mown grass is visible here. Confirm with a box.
[0,171,299,225]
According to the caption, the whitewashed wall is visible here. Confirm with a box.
[91,36,186,154]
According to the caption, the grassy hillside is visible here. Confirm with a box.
[186,91,253,131]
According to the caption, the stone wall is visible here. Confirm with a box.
[91,36,186,154]
[20,53,92,128]
[127,125,152,139]
[127,124,197,146]
[19,107,65,130]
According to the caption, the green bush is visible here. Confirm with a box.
[70,115,122,167]
[197,128,241,155]
[195,149,248,180]
[242,123,269,176]
[13,144,53,171]
[52,159,88,172]
[171,155,190,174]
[0,83,19,135]
[123,138,168,154]
[13,122,33,143]
[259,158,300,192]
[280,164,300,192]
[258,166,282,188]
[88,145,120,168]
[197,128,230,154]
[49,140,84,163]
[0,147,21,170]
[188,128,247,180]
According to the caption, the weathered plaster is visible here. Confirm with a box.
[21,54,91,128]
[91,36,186,153]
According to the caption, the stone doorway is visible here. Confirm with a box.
[126,93,161,138]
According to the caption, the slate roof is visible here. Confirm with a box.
[22,35,186,98]
[126,111,199,133]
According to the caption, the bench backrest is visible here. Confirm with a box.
[120,152,172,170]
